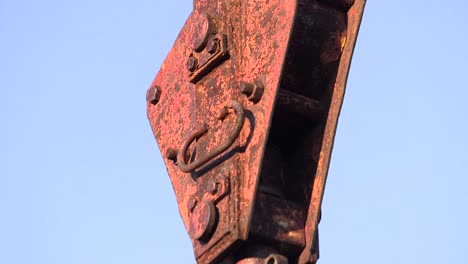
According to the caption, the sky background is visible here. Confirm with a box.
[2,1,468,264]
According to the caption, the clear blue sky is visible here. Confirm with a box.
[2,1,467,263]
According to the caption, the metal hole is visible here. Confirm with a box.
[266,257,276,264]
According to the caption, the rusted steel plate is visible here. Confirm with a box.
[147,0,365,263]
[147,0,296,263]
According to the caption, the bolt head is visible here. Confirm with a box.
[165,147,178,161]
[187,56,198,72]
[240,81,264,103]
[249,81,264,103]
[206,38,219,54]
[188,200,216,241]
[240,82,254,96]
[146,85,161,105]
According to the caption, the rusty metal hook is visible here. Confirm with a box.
[177,100,245,173]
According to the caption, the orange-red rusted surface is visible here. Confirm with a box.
[147,1,365,263]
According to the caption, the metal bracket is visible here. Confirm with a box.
[188,34,229,84]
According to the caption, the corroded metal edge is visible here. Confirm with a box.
[299,1,367,263]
